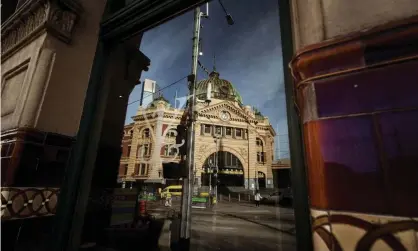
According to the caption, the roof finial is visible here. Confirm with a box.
[213,53,217,72]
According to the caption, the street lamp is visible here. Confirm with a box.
[180,2,234,248]
[218,0,235,25]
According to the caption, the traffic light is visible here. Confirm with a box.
[176,124,188,156]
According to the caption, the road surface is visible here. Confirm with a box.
[190,202,296,251]
[148,200,297,251]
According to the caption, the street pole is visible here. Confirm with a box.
[214,136,220,201]
[209,165,212,194]
[179,7,201,250]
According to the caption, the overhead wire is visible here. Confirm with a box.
[127,61,210,107]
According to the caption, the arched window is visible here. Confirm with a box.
[137,144,151,157]
[256,137,265,164]
[142,128,150,138]
[166,129,176,138]
[163,145,177,156]
[202,151,244,187]
[256,137,263,146]
[204,151,243,170]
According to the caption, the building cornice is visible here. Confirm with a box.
[132,110,185,122]
[255,125,276,137]
[1,0,83,60]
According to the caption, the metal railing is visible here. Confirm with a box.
[1,187,60,221]
[217,192,254,203]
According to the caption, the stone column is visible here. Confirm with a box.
[264,136,274,188]
[18,48,55,128]
[247,128,257,190]
[290,1,418,249]
[77,34,150,245]
[127,125,140,179]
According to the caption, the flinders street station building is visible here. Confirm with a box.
[118,70,276,190]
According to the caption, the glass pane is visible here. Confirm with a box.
[23,1,294,250]
[315,61,418,118]
[304,117,388,214]
[226,127,232,135]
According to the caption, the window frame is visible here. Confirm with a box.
[225,127,232,136]
[134,164,140,175]
[235,128,242,138]
[256,137,263,146]
[124,164,128,175]
[257,151,266,163]
[215,126,222,136]
[143,128,150,138]
[204,124,211,134]
[140,163,147,175]
[143,144,150,156]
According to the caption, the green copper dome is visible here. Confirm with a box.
[148,95,171,108]
[196,71,243,104]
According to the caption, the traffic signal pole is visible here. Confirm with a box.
[179,7,201,250]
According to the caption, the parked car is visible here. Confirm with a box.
[279,187,293,207]
[261,191,279,205]
[261,187,293,206]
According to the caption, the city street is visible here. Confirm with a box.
[148,200,297,251]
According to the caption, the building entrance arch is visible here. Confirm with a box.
[201,151,244,187]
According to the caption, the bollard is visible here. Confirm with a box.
[248,194,250,201]
[220,194,222,201]
[228,194,231,202]
[238,193,240,202]
[139,200,147,216]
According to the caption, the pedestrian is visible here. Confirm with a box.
[255,190,262,207]
[165,192,172,207]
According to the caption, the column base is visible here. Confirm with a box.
[266,179,274,189]
[1,127,74,187]
[244,179,257,190]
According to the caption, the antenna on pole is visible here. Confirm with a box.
[276,124,280,160]
[174,89,178,109]
[213,53,216,72]
[218,0,234,25]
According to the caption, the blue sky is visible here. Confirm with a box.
[125,0,289,157]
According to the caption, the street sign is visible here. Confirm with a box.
[191,197,207,209]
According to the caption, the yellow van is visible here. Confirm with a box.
[160,185,182,198]
[160,185,211,198]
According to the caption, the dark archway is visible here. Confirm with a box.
[258,171,266,188]
[201,151,244,187]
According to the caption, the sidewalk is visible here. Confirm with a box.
[79,200,171,251]
[144,200,296,250]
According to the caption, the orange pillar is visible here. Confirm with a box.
[291,17,418,251]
